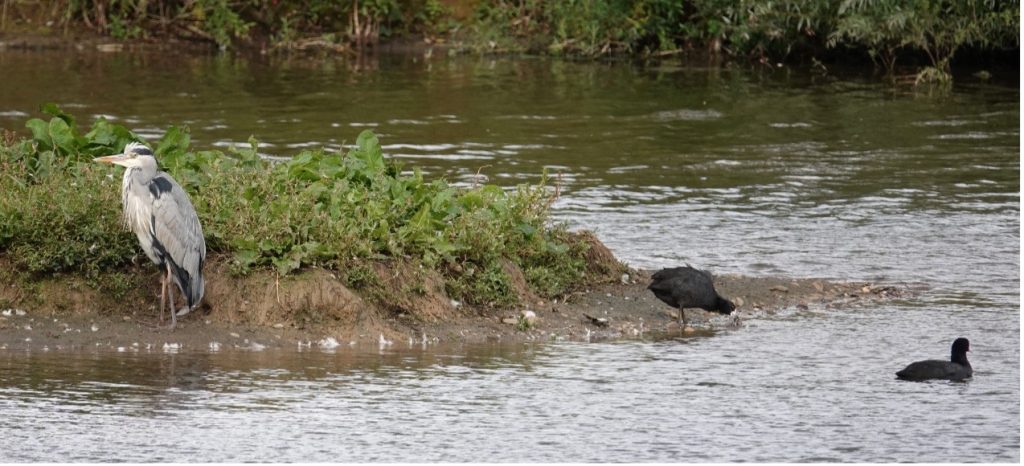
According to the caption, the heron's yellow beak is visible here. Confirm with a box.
[93,154,128,166]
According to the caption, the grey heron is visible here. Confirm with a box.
[648,265,735,330]
[94,142,206,329]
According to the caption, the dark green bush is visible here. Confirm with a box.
[0,105,595,306]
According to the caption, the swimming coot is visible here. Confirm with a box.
[648,265,735,328]
[895,337,972,381]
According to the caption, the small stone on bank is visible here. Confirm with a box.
[318,337,340,349]
[520,310,537,324]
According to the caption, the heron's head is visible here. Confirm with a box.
[93,142,155,168]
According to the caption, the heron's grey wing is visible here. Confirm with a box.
[149,173,207,307]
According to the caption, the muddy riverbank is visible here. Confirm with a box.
[0,249,911,352]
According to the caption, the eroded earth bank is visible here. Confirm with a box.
[0,234,911,352]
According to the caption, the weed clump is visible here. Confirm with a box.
[0,105,605,309]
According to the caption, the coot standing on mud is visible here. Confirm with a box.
[895,337,972,381]
[648,265,735,329]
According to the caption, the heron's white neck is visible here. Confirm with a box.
[120,166,155,233]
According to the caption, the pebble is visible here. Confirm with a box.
[520,310,537,324]
[273,323,285,329]
[318,337,340,349]
[230,332,241,338]
[90,324,99,332]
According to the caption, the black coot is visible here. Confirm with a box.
[896,337,972,381]
[648,265,735,328]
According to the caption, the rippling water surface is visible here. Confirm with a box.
[0,50,1018,462]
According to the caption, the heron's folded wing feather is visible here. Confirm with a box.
[149,174,206,303]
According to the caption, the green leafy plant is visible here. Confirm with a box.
[830,0,1019,80]
[1,105,599,308]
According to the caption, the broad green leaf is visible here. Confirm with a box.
[48,117,77,155]
[25,119,51,150]
[157,126,191,156]
[40,103,76,129]
[233,249,261,270]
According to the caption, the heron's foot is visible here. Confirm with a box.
[175,306,192,317]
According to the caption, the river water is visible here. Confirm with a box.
[0,50,1018,462]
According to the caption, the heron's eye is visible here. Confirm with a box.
[129,152,137,158]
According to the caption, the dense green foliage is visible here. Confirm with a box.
[7,0,453,48]
[1,1,1016,79]
[0,106,595,306]
[829,0,1019,81]
[470,0,1017,79]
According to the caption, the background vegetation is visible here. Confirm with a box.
[0,1,1017,80]
[0,106,603,308]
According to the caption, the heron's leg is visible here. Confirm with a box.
[159,271,167,323]
[678,306,688,333]
[165,265,177,330]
